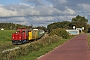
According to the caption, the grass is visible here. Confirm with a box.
[88,33,90,50]
[0,30,18,60]
[18,36,74,60]
[0,30,15,41]
[0,30,16,52]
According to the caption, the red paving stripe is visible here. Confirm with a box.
[38,34,90,60]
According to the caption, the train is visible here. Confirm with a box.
[12,28,45,44]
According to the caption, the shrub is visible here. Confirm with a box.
[49,28,69,39]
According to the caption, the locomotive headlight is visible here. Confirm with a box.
[13,37,14,38]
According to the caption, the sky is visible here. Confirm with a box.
[0,0,90,27]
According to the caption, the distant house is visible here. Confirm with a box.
[1,28,4,30]
[66,29,79,35]
[76,28,82,33]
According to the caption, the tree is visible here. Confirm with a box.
[71,15,88,27]
[47,21,72,33]
[60,21,72,29]
[72,15,88,23]
[71,15,88,32]
[47,22,58,33]
[0,23,33,30]
[37,26,47,32]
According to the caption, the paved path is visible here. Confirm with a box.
[38,34,90,60]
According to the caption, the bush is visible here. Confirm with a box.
[49,28,69,39]
[1,35,61,60]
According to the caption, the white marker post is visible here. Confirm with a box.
[82,27,84,30]
[73,26,75,30]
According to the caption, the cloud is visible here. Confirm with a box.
[0,3,61,17]
[0,6,18,17]
[0,4,4,6]
[62,7,75,15]
[0,0,90,27]
[23,0,46,6]
[78,4,90,11]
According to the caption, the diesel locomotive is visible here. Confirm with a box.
[12,28,44,44]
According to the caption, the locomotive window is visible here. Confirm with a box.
[17,31,20,33]
[22,31,25,32]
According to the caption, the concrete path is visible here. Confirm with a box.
[38,34,90,60]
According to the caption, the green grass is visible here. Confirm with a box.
[18,36,74,60]
[0,30,16,51]
[88,33,90,50]
[0,30,15,41]
[0,30,17,60]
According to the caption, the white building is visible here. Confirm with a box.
[1,28,4,30]
[66,29,79,35]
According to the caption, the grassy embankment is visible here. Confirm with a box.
[18,35,74,60]
[88,33,90,50]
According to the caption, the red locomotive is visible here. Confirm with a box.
[12,28,28,44]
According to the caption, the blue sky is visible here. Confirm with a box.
[0,0,90,27]
[0,0,23,5]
